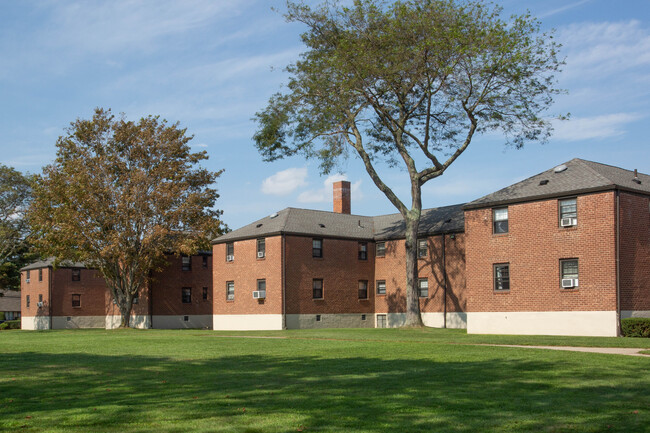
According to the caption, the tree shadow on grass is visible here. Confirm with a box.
[0,351,647,432]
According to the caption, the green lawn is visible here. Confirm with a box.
[0,329,648,432]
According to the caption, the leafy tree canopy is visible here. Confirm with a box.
[254,0,564,325]
[0,164,35,291]
[30,108,225,327]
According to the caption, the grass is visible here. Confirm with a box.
[0,328,648,432]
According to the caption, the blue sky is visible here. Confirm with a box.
[1,0,649,229]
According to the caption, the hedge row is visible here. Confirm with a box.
[621,318,650,338]
[0,320,21,330]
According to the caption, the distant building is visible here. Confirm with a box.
[20,253,212,330]
[0,289,21,321]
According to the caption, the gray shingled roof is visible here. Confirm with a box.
[464,158,650,210]
[214,204,465,244]
[0,289,20,312]
[20,258,87,272]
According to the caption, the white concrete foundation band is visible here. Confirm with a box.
[467,311,618,337]
[213,314,283,331]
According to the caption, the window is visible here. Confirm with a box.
[312,238,323,258]
[182,287,192,304]
[418,239,428,258]
[358,280,368,299]
[559,198,577,226]
[72,268,81,281]
[257,238,266,258]
[39,294,43,303]
[376,242,386,257]
[358,242,368,260]
[182,255,191,271]
[226,243,234,261]
[38,269,43,282]
[316,314,321,322]
[376,280,386,295]
[493,208,509,234]
[133,292,139,304]
[418,278,428,297]
[202,287,208,301]
[494,263,510,291]
[560,259,579,288]
[72,294,81,308]
[377,314,387,328]
[361,314,366,321]
[312,279,323,299]
[26,270,30,283]
[257,279,266,294]
[226,281,235,300]
[202,255,208,268]
[26,295,30,308]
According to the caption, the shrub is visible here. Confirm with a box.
[0,319,21,330]
[0,311,5,321]
[621,318,650,338]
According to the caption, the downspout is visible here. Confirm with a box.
[282,234,287,330]
[615,190,621,336]
[48,266,53,330]
[442,234,448,329]
[148,273,153,329]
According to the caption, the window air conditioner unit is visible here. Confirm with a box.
[561,278,578,288]
[253,290,266,299]
[37,301,44,308]
[226,255,234,262]
[560,218,577,227]
[257,251,265,258]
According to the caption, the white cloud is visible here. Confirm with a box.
[552,113,643,141]
[558,20,650,79]
[297,174,363,204]
[539,0,592,19]
[261,167,308,196]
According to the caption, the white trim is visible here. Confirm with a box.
[621,310,650,319]
[213,314,283,330]
[152,315,212,329]
[467,311,617,336]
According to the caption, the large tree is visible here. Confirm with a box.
[254,0,564,326]
[30,108,224,327]
[0,164,35,290]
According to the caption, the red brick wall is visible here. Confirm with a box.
[619,192,650,311]
[20,268,51,318]
[284,235,375,315]
[213,236,283,315]
[465,191,617,313]
[374,234,467,314]
[51,268,109,316]
[150,254,212,316]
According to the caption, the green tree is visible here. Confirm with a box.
[30,108,225,327]
[254,0,564,326]
[0,164,35,290]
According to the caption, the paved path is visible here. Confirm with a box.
[481,344,650,357]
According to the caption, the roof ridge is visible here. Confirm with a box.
[573,159,616,186]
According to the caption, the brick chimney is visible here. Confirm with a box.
[333,180,351,214]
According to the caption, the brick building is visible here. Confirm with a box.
[20,253,212,330]
[212,181,467,330]
[464,159,650,336]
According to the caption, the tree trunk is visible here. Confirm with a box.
[404,212,424,327]
[118,295,134,328]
